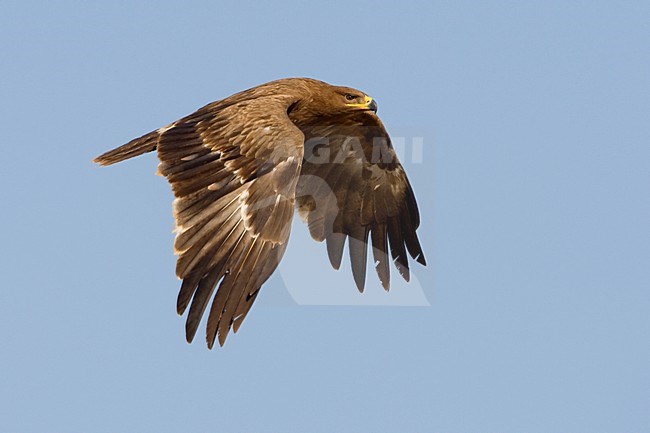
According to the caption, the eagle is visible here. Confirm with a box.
[94,78,426,348]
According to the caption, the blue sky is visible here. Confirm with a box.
[1,1,648,432]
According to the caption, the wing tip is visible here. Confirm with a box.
[326,233,347,270]
[329,258,342,270]
[176,299,188,317]
[394,258,411,282]
[185,315,202,345]
[185,330,195,344]
[206,331,227,349]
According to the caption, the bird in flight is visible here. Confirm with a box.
[94,78,426,348]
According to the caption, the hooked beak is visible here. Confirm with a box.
[346,95,378,113]
[347,95,377,113]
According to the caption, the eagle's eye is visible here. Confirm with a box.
[345,94,356,101]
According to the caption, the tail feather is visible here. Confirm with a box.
[93,129,161,166]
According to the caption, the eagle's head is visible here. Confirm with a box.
[332,86,378,113]
[288,80,378,126]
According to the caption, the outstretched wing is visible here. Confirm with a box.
[99,95,304,348]
[296,111,425,292]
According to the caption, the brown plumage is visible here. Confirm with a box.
[94,77,426,348]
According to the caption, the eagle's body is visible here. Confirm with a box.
[94,78,425,348]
